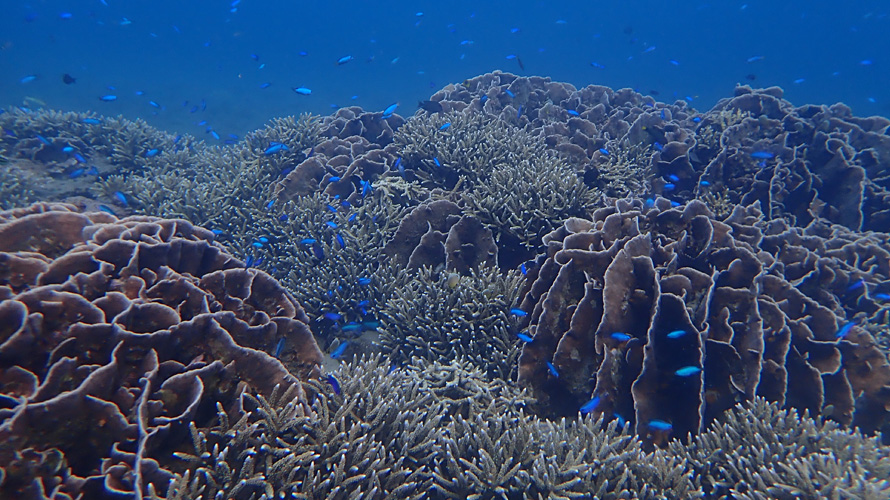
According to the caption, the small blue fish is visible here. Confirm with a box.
[20,75,37,84]
[654,142,664,151]
[312,242,325,260]
[836,321,856,339]
[324,312,342,321]
[98,205,116,215]
[648,420,672,431]
[264,143,289,155]
[700,180,710,186]
[210,131,220,140]
[567,109,580,116]
[265,200,275,210]
[330,342,348,359]
[146,148,159,157]
[252,241,264,248]
[293,87,312,95]
[750,151,774,159]
[610,332,631,342]
[36,135,50,145]
[68,168,85,179]
[439,122,451,131]
[510,308,528,317]
[847,279,865,291]
[598,148,610,155]
[664,183,676,191]
[517,333,534,343]
[347,213,357,222]
[336,55,354,65]
[433,157,441,167]
[330,176,341,182]
[668,174,679,182]
[113,191,128,206]
[667,330,687,339]
[382,102,398,117]
[580,396,601,415]
[149,100,161,108]
[342,322,362,332]
[259,82,271,89]
[335,233,345,248]
[211,229,224,235]
[326,221,338,229]
[505,89,515,98]
[63,146,75,153]
[358,277,372,286]
[326,204,337,213]
[675,366,701,377]
[279,213,288,221]
[327,374,341,395]
[546,361,559,378]
[83,118,101,124]
[73,153,86,163]
[875,293,890,300]
[361,180,372,197]
[362,320,380,329]
[274,338,286,358]
[99,95,117,102]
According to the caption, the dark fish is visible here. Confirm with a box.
[326,374,341,395]
[312,241,325,260]
[62,73,76,84]
[648,89,660,95]
[418,100,443,113]
[746,73,757,81]
[516,56,524,71]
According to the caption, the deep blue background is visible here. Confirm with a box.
[2,0,887,140]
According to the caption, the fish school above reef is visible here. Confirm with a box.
[1,72,889,499]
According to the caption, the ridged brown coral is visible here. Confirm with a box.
[0,203,322,499]
[515,197,890,445]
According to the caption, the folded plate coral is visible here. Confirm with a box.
[515,197,890,446]
[0,203,322,498]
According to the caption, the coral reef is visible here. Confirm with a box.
[153,355,889,500]
[0,203,322,498]
[515,197,890,445]
[2,73,890,497]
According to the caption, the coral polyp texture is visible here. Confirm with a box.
[516,197,890,445]
[1,72,890,497]
[0,203,322,498]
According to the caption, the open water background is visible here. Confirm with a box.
[2,0,887,139]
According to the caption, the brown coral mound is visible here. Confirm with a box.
[516,197,890,445]
[0,203,322,499]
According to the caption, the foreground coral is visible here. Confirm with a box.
[0,203,322,498]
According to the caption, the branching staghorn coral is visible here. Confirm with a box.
[392,110,597,254]
[378,265,525,380]
[151,356,887,500]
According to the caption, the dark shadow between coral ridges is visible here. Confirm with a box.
[1,72,889,498]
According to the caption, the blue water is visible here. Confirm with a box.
[2,0,888,138]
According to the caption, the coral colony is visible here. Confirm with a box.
[1,73,889,498]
